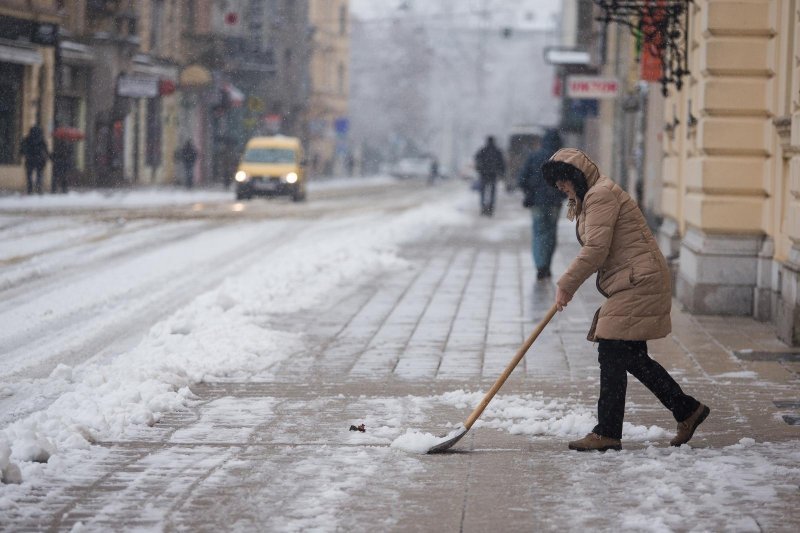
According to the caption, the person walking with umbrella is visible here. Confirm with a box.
[50,125,83,194]
[544,148,710,452]
[20,126,50,195]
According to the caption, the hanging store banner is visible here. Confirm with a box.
[566,76,620,99]
[639,0,666,82]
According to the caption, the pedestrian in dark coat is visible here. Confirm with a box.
[179,140,198,189]
[20,126,50,195]
[474,136,506,216]
[51,138,73,194]
[518,129,565,279]
[544,148,710,452]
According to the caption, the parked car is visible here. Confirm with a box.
[234,136,307,201]
[389,157,434,180]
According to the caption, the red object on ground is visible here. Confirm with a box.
[53,126,85,141]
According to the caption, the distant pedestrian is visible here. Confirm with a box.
[179,140,198,189]
[428,158,439,185]
[518,129,564,280]
[20,126,50,195]
[474,136,505,216]
[544,148,710,452]
[51,138,73,194]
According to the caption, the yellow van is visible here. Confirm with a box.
[234,136,306,201]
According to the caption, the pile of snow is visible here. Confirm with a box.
[0,195,471,483]
[436,390,669,441]
[390,425,465,454]
[0,176,396,211]
[556,438,800,531]
[0,439,21,484]
[0,188,232,210]
[389,388,672,455]
[382,393,799,530]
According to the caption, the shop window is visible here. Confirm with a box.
[0,63,23,165]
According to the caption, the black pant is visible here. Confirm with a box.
[26,165,44,194]
[52,166,68,193]
[593,339,699,440]
[184,163,194,189]
[479,177,496,215]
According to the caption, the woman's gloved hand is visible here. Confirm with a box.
[555,286,573,312]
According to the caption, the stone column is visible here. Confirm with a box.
[777,247,800,344]
[676,228,763,315]
[665,1,774,316]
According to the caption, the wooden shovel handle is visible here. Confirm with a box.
[464,304,558,430]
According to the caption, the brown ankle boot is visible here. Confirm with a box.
[568,432,622,452]
[670,403,710,447]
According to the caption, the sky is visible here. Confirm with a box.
[349,0,563,174]
[350,0,563,30]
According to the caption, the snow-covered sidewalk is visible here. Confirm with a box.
[1,187,798,532]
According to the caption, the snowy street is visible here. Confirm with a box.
[1,181,799,532]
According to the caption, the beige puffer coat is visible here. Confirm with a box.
[552,149,672,342]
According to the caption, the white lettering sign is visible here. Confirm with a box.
[118,76,159,98]
[566,76,620,99]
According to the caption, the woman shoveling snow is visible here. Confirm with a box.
[544,148,710,452]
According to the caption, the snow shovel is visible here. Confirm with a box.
[427,303,558,454]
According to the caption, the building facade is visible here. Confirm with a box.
[307,0,350,176]
[571,1,800,344]
[0,0,60,191]
[658,0,800,344]
[0,0,314,192]
[58,0,182,187]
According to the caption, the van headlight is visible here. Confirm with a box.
[235,171,248,183]
[285,172,298,184]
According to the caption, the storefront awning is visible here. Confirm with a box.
[131,53,178,79]
[60,40,94,64]
[0,40,42,65]
[180,64,212,88]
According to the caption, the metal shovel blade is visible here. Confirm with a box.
[426,424,468,454]
[425,305,558,455]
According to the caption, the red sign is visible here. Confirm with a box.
[640,0,665,82]
[566,76,620,99]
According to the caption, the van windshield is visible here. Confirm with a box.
[243,148,295,164]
